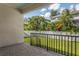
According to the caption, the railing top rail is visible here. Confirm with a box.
[30,32,79,37]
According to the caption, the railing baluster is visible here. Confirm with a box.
[54,35,56,52]
[67,35,69,56]
[56,35,57,52]
[49,35,50,50]
[55,35,57,52]
[54,34,55,52]
[71,36,73,56]
[59,35,60,53]
[36,34,38,46]
[47,34,48,51]
[65,36,67,55]
[50,35,51,49]
[50,35,54,50]
[40,34,41,47]
[75,36,77,56]
[30,33,32,45]
[61,35,63,54]
[45,34,46,48]
[64,35,66,55]
[60,35,61,54]
[62,35,64,55]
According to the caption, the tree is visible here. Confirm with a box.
[26,16,46,31]
[56,9,77,32]
[45,21,55,31]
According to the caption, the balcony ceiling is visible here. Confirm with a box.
[0,3,25,8]
[0,3,51,13]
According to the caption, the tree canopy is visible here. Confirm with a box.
[24,9,79,33]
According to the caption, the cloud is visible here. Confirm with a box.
[40,14,44,17]
[40,8,47,12]
[40,12,51,19]
[44,12,51,17]
[44,12,51,19]
[75,4,79,10]
[59,7,65,13]
[48,3,60,10]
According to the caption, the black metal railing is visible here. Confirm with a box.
[30,32,79,56]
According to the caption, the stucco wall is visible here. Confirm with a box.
[0,5,24,47]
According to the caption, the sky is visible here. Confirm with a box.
[24,3,79,19]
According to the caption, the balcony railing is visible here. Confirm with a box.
[29,32,79,56]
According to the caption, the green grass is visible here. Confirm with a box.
[24,37,79,56]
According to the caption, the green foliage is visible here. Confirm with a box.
[24,16,47,31]
[59,9,77,32]
[24,9,79,32]
[45,21,52,31]
[24,22,28,31]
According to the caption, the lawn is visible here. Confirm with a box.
[24,37,79,56]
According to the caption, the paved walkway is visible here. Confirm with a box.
[0,43,63,56]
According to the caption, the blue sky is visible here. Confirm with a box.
[24,3,79,19]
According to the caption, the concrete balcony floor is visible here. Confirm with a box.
[0,43,63,56]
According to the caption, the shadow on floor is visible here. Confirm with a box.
[0,43,63,56]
